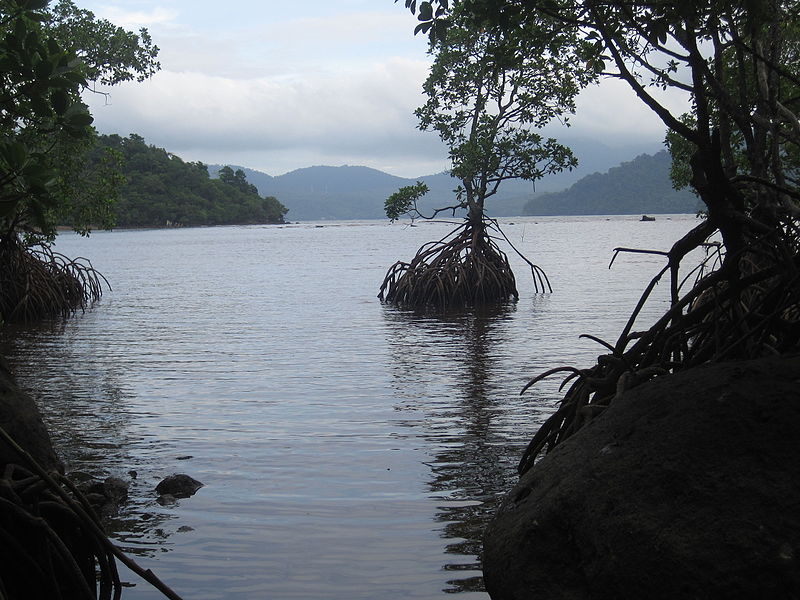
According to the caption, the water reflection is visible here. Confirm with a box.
[0,319,179,562]
[383,304,529,595]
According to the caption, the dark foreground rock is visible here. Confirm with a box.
[156,473,203,498]
[483,355,800,600]
[0,358,61,472]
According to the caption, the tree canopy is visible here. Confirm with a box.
[381,0,592,306]
[1,0,160,243]
[90,134,287,228]
[412,1,595,223]
[402,1,799,245]
[0,0,159,321]
[46,0,159,86]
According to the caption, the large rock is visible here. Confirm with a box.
[156,473,203,498]
[483,355,800,599]
[0,358,62,472]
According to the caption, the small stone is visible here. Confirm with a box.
[82,480,106,496]
[778,543,794,563]
[103,476,129,503]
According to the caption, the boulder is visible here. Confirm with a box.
[483,355,800,599]
[156,474,203,498]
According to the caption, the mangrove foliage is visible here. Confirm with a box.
[380,0,595,307]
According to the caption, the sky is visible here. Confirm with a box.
[79,0,689,178]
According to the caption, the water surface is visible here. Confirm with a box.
[0,215,701,599]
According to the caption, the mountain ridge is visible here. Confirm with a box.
[210,138,664,221]
[523,150,701,216]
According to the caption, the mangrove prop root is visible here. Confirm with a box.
[379,219,548,308]
[519,218,800,475]
[0,237,109,323]
[0,425,183,600]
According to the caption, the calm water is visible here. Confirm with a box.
[0,215,700,599]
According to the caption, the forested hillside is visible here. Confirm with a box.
[523,151,700,216]
[92,134,287,228]
[209,138,661,220]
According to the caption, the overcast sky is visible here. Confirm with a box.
[80,0,687,178]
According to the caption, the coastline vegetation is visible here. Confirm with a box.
[86,134,288,230]
[0,0,158,322]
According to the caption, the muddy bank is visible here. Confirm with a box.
[484,355,800,599]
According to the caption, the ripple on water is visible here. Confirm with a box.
[0,216,702,598]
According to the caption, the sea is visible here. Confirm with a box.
[0,214,703,599]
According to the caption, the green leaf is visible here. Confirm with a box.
[415,22,433,35]
[49,76,75,89]
[13,18,28,48]
[30,94,52,118]
[24,0,50,9]
[0,142,29,169]
[433,19,448,43]
[63,71,89,86]
[385,181,429,221]
[418,1,433,21]
[66,110,94,128]
[35,56,53,79]
[51,88,69,115]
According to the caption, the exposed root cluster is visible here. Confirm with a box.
[0,462,120,599]
[0,238,108,323]
[379,219,550,308]
[518,218,800,475]
[0,426,182,600]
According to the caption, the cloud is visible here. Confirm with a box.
[79,3,684,178]
[566,78,691,145]
[150,10,429,80]
[91,5,179,29]
[84,57,448,177]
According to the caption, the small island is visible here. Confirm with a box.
[79,134,288,229]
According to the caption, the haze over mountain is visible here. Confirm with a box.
[211,137,663,221]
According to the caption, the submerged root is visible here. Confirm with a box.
[379,220,547,308]
[0,238,108,323]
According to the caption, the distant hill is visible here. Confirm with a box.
[92,134,287,228]
[210,138,662,221]
[523,150,701,216]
